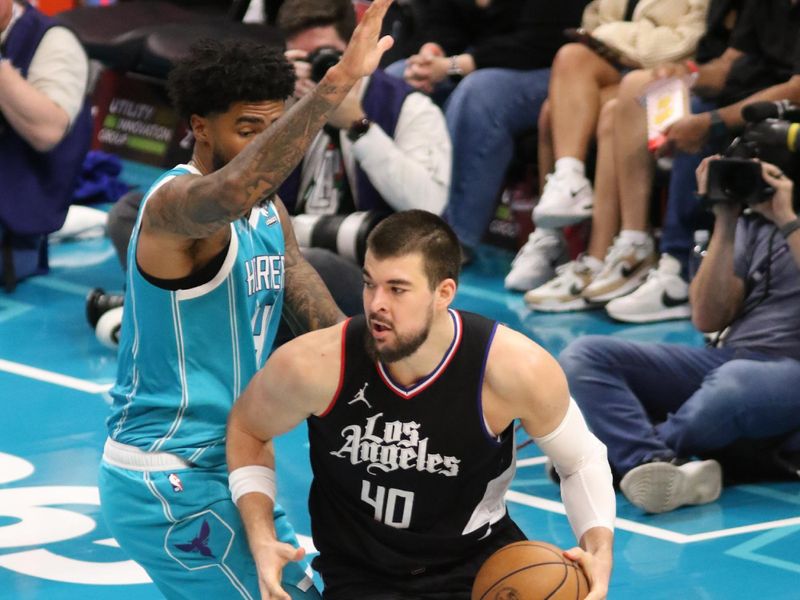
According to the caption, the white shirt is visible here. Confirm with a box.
[1,2,89,125]
[296,75,452,215]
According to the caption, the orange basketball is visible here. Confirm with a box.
[471,541,590,600]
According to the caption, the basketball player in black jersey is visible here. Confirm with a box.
[227,210,616,600]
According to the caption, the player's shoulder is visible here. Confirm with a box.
[486,325,564,392]
[270,321,347,378]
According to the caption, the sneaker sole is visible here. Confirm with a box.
[532,211,592,229]
[525,297,594,312]
[606,304,691,323]
[620,460,722,514]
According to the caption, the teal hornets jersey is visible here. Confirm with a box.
[107,165,285,468]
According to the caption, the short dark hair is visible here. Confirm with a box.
[277,0,356,43]
[167,38,295,120]
[367,210,462,289]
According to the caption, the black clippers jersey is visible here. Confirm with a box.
[307,309,516,576]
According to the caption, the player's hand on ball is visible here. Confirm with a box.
[332,0,394,82]
[255,541,306,600]
[563,546,610,600]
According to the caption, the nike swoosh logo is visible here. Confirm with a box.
[568,282,584,296]
[570,186,588,198]
[661,290,688,308]
[620,263,638,278]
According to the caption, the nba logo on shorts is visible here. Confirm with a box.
[168,473,184,492]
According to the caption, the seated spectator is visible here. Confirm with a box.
[521,0,741,311]
[585,0,800,323]
[0,0,92,290]
[506,0,711,292]
[387,0,589,261]
[277,0,451,314]
[559,156,800,514]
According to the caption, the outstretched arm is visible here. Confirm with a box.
[227,327,342,600]
[485,326,615,600]
[144,0,395,241]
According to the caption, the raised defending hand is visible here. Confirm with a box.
[333,0,394,83]
[254,540,306,600]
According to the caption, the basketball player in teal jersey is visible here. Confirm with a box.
[98,2,396,598]
[227,211,616,600]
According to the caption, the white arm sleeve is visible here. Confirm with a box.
[533,398,616,540]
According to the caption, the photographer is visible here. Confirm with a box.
[278,0,451,218]
[558,153,800,515]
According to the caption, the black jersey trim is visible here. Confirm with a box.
[477,321,504,447]
[376,308,462,399]
[318,318,351,418]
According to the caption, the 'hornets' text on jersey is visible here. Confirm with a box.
[106,164,285,469]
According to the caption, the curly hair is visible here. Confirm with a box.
[167,38,296,120]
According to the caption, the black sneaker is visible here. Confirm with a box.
[86,288,124,329]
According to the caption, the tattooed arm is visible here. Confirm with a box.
[274,196,345,334]
[142,0,395,243]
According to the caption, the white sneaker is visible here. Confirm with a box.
[532,172,593,228]
[620,459,722,514]
[582,235,657,304]
[523,255,599,312]
[504,228,568,292]
[605,254,690,323]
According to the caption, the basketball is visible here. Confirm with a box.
[471,541,590,600]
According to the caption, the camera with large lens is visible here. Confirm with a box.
[706,100,800,206]
[307,46,343,83]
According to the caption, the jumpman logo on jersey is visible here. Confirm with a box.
[348,382,372,409]
[174,520,214,558]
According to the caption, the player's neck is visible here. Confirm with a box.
[383,309,455,387]
[189,151,212,176]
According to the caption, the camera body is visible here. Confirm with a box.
[307,46,343,83]
[706,103,799,206]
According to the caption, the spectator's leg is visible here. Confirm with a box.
[548,44,622,163]
[614,69,656,233]
[383,58,407,80]
[659,97,719,279]
[657,355,800,457]
[586,98,621,261]
[443,67,550,248]
[537,99,554,197]
[107,190,144,271]
[559,336,734,476]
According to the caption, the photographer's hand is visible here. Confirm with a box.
[696,155,741,220]
[754,162,797,227]
[285,50,315,100]
[690,156,744,332]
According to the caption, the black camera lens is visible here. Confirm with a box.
[307,46,343,83]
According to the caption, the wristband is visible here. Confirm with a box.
[779,217,800,240]
[708,109,728,141]
[684,60,699,74]
[229,465,276,506]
